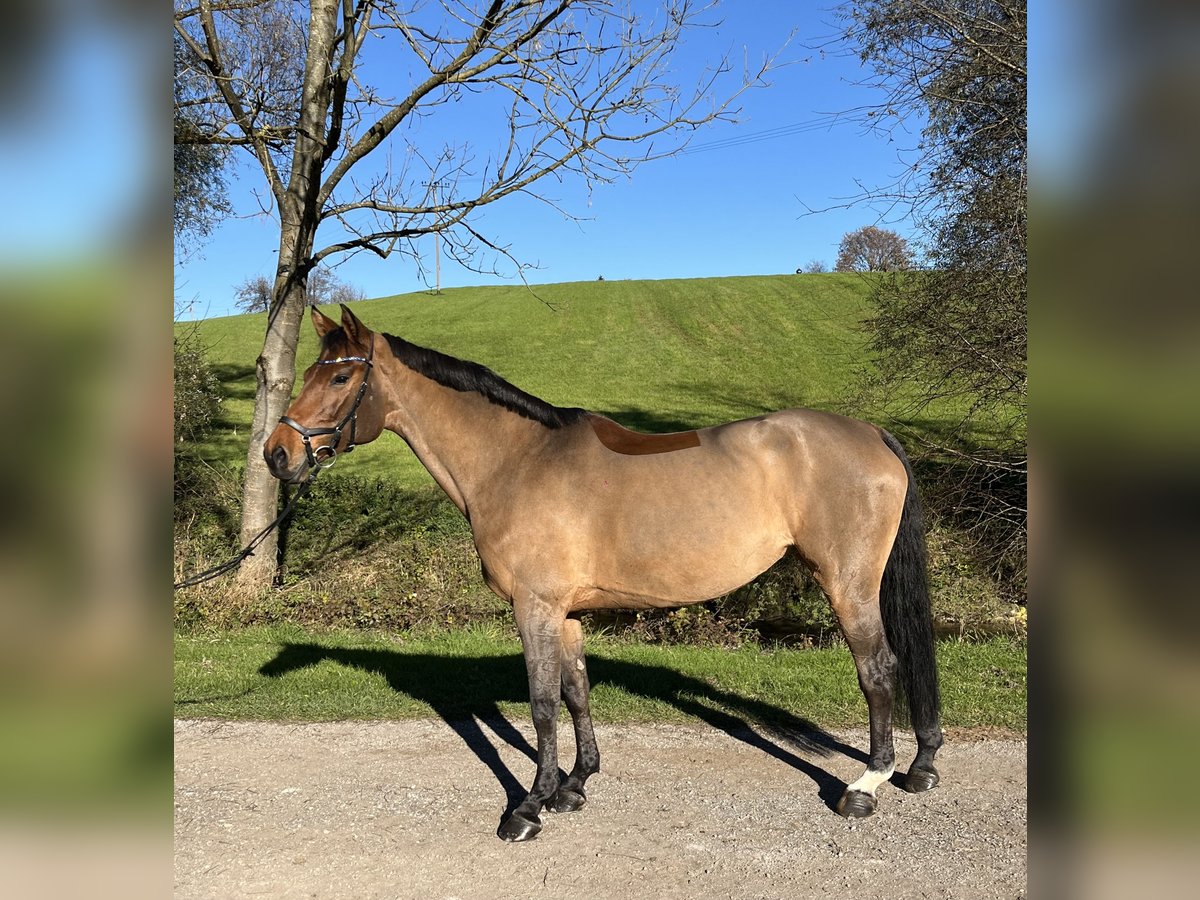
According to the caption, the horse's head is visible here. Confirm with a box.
[264,304,387,483]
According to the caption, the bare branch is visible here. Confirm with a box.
[309,1,776,273]
[175,0,294,204]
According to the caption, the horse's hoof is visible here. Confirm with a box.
[497,811,543,842]
[903,765,940,794]
[836,789,877,819]
[549,788,586,813]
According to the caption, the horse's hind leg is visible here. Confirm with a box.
[839,628,898,818]
[549,614,600,813]
[904,716,944,794]
[824,580,898,818]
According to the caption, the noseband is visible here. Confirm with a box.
[279,348,374,471]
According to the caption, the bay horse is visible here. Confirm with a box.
[264,304,944,842]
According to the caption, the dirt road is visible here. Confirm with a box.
[174,718,1026,900]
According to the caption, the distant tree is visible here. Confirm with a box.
[324,281,367,306]
[304,267,337,306]
[804,259,829,274]
[305,267,365,306]
[236,268,363,313]
[834,226,911,272]
[234,276,273,314]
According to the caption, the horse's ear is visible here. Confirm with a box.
[311,305,339,338]
[340,304,369,345]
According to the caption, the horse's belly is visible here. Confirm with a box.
[580,500,791,608]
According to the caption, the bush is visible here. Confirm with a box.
[173,331,222,443]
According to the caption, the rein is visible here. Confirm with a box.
[173,472,318,589]
[173,347,375,590]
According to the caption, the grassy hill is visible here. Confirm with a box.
[182,273,880,488]
[176,272,1023,636]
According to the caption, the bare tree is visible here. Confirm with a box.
[304,266,365,306]
[803,259,828,274]
[234,275,274,314]
[323,280,366,306]
[174,1,773,586]
[834,225,911,272]
[237,268,364,313]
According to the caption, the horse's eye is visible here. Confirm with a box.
[331,373,351,386]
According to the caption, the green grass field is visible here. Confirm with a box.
[182,274,894,487]
[176,271,1024,634]
[176,275,1025,731]
[175,625,1026,731]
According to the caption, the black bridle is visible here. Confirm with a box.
[279,347,375,471]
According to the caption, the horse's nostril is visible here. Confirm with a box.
[271,445,289,470]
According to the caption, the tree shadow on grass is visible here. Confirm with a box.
[256,642,866,820]
[210,362,258,404]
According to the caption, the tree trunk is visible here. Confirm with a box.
[234,255,308,587]
[234,0,340,588]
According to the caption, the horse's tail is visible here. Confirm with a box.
[878,430,940,731]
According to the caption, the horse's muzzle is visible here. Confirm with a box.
[267,443,289,475]
[263,440,309,484]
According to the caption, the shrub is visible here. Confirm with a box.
[173,331,222,443]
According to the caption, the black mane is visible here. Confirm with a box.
[384,333,588,429]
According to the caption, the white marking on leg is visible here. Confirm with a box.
[848,766,895,797]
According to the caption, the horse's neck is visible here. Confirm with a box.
[379,361,543,516]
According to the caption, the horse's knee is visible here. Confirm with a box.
[530,695,558,727]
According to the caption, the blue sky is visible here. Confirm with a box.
[174,3,929,320]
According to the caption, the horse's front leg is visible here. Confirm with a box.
[497,597,564,842]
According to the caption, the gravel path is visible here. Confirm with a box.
[174,718,1026,900]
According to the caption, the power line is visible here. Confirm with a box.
[680,116,843,155]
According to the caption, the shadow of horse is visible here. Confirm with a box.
[257,642,866,816]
